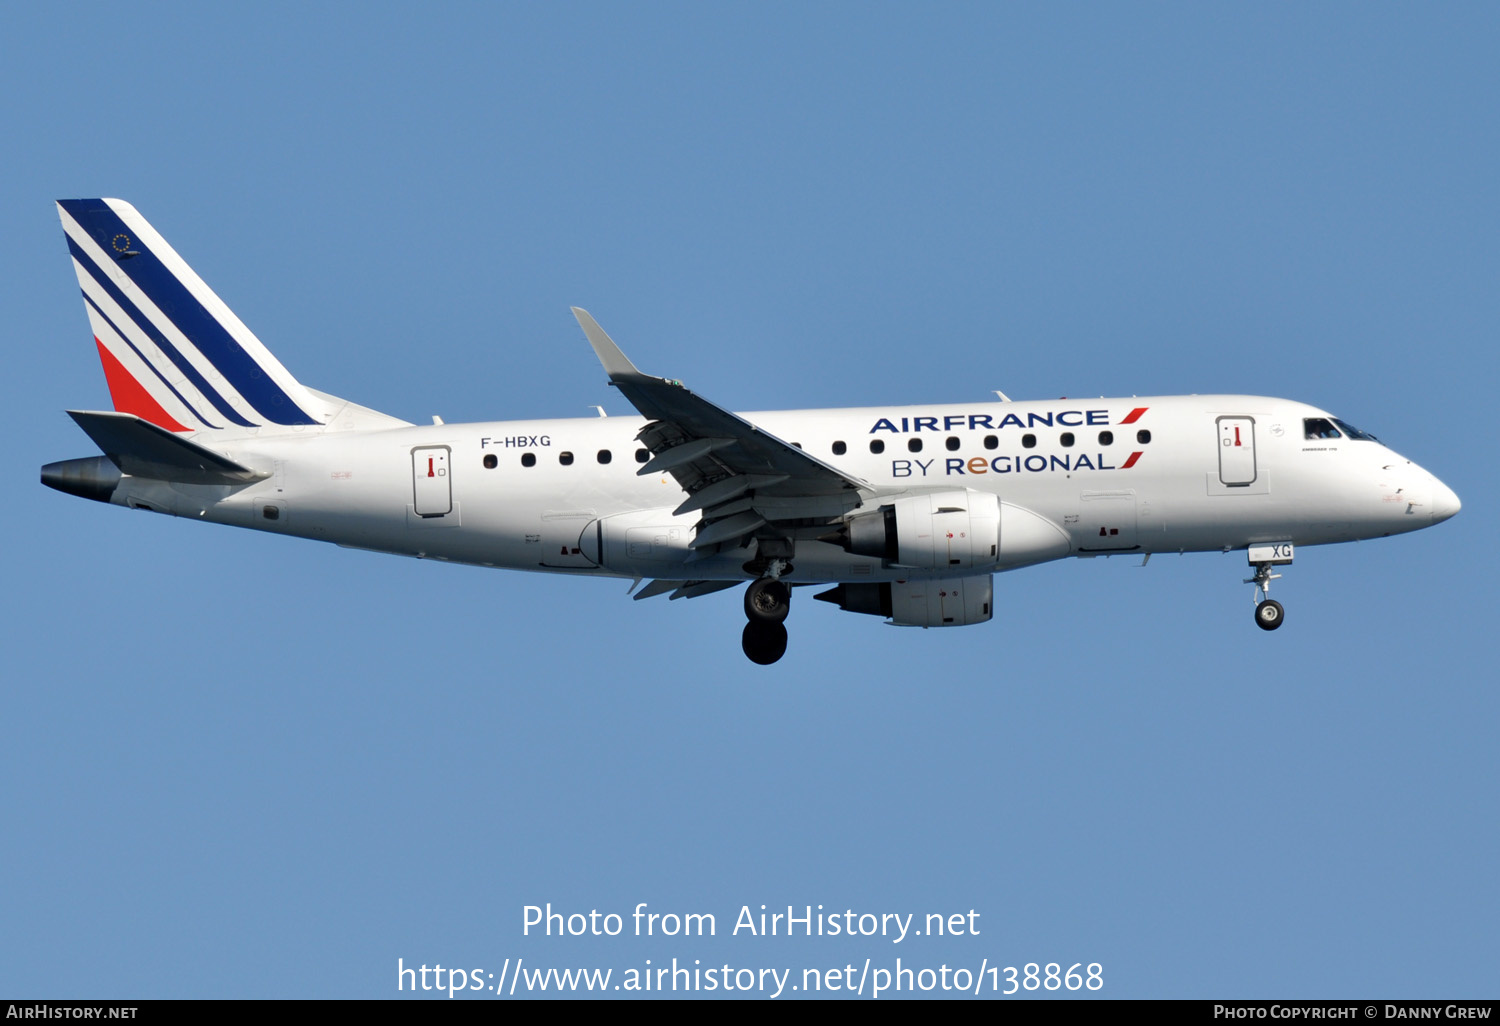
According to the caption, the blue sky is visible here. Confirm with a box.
[3,2,1496,999]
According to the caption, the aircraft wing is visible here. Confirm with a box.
[572,309,870,549]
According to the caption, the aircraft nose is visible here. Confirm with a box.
[1430,477,1461,523]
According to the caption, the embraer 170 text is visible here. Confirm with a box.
[42,200,1461,663]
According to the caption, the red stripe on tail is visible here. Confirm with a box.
[94,338,191,432]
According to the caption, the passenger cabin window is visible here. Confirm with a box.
[869,439,885,454]
[1137,429,1152,444]
[559,451,574,465]
[1098,431,1113,446]
[1022,434,1037,449]
[1331,418,1379,442]
[907,438,923,453]
[635,448,649,463]
[521,453,536,467]
[483,454,498,469]
[1060,432,1075,448]
[832,440,847,455]
[597,449,612,464]
[1303,418,1342,440]
[983,435,998,450]
[945,436,960,451]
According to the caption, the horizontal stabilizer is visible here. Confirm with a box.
[67,410,267,484]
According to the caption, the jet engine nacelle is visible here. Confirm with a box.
[843,489,1001,571]
[836,491,1070,571]
[815,575,993,627]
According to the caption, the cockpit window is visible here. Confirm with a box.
[1303,418,1342,440]
[1331,418,1380,442]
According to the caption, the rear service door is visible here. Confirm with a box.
[412,446,452,517]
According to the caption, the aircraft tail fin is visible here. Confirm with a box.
[56,199,327,435]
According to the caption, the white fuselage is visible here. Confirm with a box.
[102,394,1459,584]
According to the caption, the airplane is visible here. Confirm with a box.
[42,198,1462,664]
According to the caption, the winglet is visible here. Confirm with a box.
[572,307,644,380]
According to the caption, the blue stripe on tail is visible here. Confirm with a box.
[59,200,319,426]
[83,292,221,429]
[66,235,255,427]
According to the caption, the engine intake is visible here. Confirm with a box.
[838,489,1001,570]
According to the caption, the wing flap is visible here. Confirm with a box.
[639,437,737,476]
[632,578,742,601]
[632,579,683,600]
[673,473,788,516]
[670,580,740,600]
[690,510,767,549]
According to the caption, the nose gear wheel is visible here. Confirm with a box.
[1245,562,1286,631]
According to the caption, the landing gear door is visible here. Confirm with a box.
[412,446,452,517]
[1217,416,1257,486]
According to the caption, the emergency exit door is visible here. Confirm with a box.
[1217,417,1257,486]
[412,446,452,517]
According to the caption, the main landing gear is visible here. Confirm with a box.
[741,562,792,665]
[1244,543,1294,631]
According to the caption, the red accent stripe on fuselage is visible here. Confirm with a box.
[1120,407,1149,424]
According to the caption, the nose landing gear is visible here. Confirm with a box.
[1254,594,1285,630]
[1244,542,1294,631]
[742,561,792,664]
